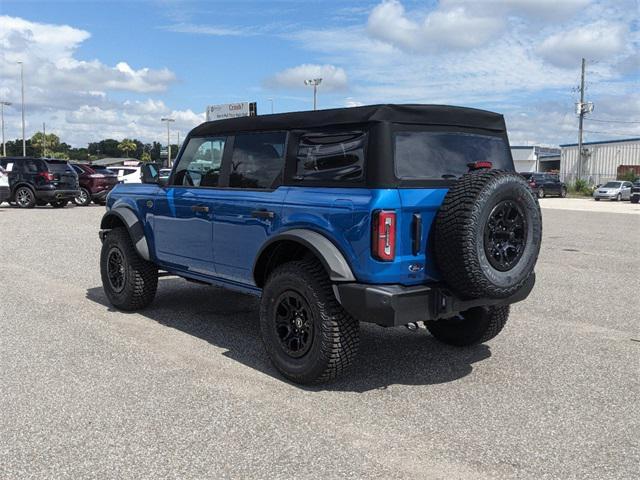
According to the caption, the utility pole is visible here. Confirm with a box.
[577,58,586,181]
[161,117,175,167]
[0,101,11,157]
[42,122,46,157]
[18,61,26,157]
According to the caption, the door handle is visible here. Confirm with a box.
[191,205,209,213]
[252,210,275,220]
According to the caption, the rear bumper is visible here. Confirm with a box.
[335,275,535,327]
[36,189,80,201]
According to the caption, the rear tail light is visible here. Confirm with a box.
[372,210,396,261]
[467,161,493,171]
[38,171,55,182]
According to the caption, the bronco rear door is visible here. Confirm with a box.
[392,127,513,283]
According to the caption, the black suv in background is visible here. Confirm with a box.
[0,157,79,208]
[631,181,640,204]
[521,172,566,198]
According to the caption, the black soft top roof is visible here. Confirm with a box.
[190,104,506,137]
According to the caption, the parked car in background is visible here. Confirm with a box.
[71,163,119,206]
[0,157,79,208]
[159,168,171,185]
[107,166,141,184]
[521,172,566,198]
[631,181,640,204]
[593,181,633,201]
[0,166,10,204]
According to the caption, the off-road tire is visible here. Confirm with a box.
[594,198,600,201]
[74,188,92,206]
[427,305,509,346]
[50,200,68,208]
[100,227,158,311]
[631,196,639,204]
[260,258,359,385]
[14,186,36,208]
[434,170,542,299]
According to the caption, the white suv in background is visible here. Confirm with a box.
[107,166,142,184]
[0,165,10,204]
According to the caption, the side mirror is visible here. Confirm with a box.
[141,163,160,184]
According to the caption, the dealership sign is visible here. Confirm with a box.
[206,102,257,121]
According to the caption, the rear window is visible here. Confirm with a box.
[296,131,366,182]
[394,131,511,180]
[45,160,74,173]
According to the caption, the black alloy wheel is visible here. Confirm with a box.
[106,246,127,293]
[483,201,527,272]
[274,290,314,358]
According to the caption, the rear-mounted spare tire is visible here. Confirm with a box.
[434,170,542,299]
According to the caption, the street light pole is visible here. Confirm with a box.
[0,101,11,157]
[268,98,274,114]
[161,117,175,167]
[18,62,26,157]
[304,78,322,111]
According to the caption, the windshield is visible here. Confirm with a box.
[603,182,621,188]
[394,131,511,180]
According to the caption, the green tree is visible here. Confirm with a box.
[118,138,137,158]
[140,151,152,162]
[31,132,60,157]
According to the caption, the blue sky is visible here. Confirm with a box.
[0,0,638,147]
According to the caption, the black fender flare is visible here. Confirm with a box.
[100,207,150,261]
[253,229,356,285]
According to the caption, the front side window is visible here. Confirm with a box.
[172,136,226,187]
[229,132,286,189]
[296,131,366,182]
[394,131,511,180]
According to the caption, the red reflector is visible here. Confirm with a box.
[372,210,396,261]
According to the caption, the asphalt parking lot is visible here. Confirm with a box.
[0,201,638,480]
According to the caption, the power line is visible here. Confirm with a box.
[587,118,640,124]
[582,130,639,137]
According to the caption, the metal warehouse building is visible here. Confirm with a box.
[511,146,561,173]
[560,138,640,185]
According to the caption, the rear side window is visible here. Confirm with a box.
[296,131,366,182]
[229,132,286,189]
[394,131,511,180]
[45,160,73,174]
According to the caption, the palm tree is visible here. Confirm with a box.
[118,139,137,158]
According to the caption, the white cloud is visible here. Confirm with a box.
[266,64,348,91]
[442,0,591,20]
[162,22,245,36]
[0,15,196,146]
[0,16,176,94]
[536,21,628,68]
[367,0,504,52]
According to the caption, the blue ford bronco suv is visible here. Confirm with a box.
[99,104,542,384]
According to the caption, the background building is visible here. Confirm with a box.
[511,146,561,173]
[560,138,640,185]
